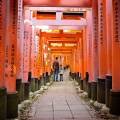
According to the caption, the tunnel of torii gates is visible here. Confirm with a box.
[0,0,120,119]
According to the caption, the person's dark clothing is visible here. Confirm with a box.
[53,61,59,72]
[53,60,59,81]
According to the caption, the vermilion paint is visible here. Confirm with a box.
[98,0,107,78]
[0,0,6,87]
[17,0,23,79]
[92,0,99,80]
[5,0,18,92]
[23,23,32,82]
[86,10,93,81]
[83,28,87,79]
[79,32,84,79]
[112,0,120,90]
[106,0,112,75]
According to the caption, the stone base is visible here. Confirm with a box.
[21,83,25,101]
[43,73,46,86]
[69,71,71,76]
[0,87,7,120]
[28,72,32,82]
[16,79,22,103]
[41,75,44,86]
[78,77,81,86]
[85,72,89,81]
[97,78,105,104]
[105,75,112,107]
[7,92,18,118]
[23,82,30,100]
[91,81,97,101]
[87,82,91,98]
[80,80,83,90]
[71,73,76,80]
[110,90,120,115]
[38,77,41,90]
[35,78,38,91]
[76,72,79,82]
[45,72,49,83]
[74,73,77,81]
[83,79,87,91]
[30,78,35,92]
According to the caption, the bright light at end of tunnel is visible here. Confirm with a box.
[43,44,46,49]
[65,43,77,47]
[36,25,49,30]
[63,30,81,33]
[35,35,39,40]
[24,19,32,24]
[50,43,62,47]
[42,29,52,32]
[42,29,60,33]
[48,48,51,51]
[44,53,47,59]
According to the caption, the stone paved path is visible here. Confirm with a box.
[30,70,103,120]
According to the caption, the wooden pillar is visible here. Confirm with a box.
[44,40,49,73]
[97,0,107,104]
[76,43,80,74]
[37,32,41,77]
[16,0,24,103]
[23,23,32,82]
[31,26,36,78]
[73,49,76,74]
[39,31,43,76]
[16,0,23,80]
[110,0,120,115]
[0,0,7,119]
[82,27,88,90]
[47,47,51,74]
[5,0,18,93]
[86,10,93,81]
[30,25,36,92]
[75,49,77,73]
[5,0,18,118]
[90,0,99,101]
[98,0,107,79]
[34,29,40,90]
[83,28,87,79]
[79,33,84,90]
[105,0,112,107]
[71,53,73,73]
[0,0,6,88]
[77,38,80,76]
[92,0,99,81]
[40,35,46,85]
[23,9,32,83]
[23,9,32,99]
[83,10,93,92]
[78,38,82,78]
[41,36,46,74]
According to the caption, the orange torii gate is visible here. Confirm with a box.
[23,9,32,100]
[110,0,120,115]
[4,0,18,119]
[105,0,112,108]
[97,0,107,104]
[0,0,120,119]
[0,0,7,119]
[89,0,99,101]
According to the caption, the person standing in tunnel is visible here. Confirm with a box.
[53,57,59,81]
[59,65,64,81]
